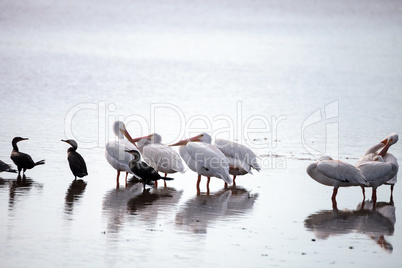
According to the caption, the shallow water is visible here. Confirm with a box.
[1,0,402,267]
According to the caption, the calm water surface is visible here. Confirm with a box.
[1,0,402,267]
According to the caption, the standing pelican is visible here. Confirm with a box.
[306,156,369,208]
[121,131,185,187]
[62,139,88,180]
[363,133,398,199]
[356,136,399,202]
[125,150,174,190]
[105,121,139,188]
[170,133,231,194]
[215,138,260,186]
[0,160,17,173]
[10,137,45,176]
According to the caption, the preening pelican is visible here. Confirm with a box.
[0,160,17,173]
[306,156,369,207]
[10,137,45,176]
[121,131,185,187]
[125,150,174,190]
[215,138,260,186]
[105,121,139,188]
[362,133,399,199]
[355,147,398,203]
[170,133,231,193]
[62,139,88,180]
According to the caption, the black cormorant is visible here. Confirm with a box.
[62,139,88,180]
[0,159,17,173]
[10,137,45,176]
[125,150,173,189]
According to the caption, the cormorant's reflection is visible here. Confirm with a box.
[304,200,395,252]
[64,179,87,214]
[175,186,258,233]
[7,175,43,210]
[103,181,183,233]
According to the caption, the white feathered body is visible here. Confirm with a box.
[105,139,135,174]
[179,142,232,184]
[215,139,260,175]
[141,143,185,174]
[306,156,369,188]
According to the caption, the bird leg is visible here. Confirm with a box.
[164,173,167,187]
[125,172,129,188]
[207,177,211,195]
[361,186,366,200]
[390,185,394,203]
[332,198,338,211]
[116,170,121,189]
[331,188,338,202]
[372,188,377,207]
[233,175,237,187]
[196,175,201,195]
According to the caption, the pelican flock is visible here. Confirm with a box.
[306,133,399,206]
[2,121,399,207]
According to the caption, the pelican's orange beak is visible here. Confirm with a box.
[378,138,391,157]
[119,128,140,150]
[170,134,202,146]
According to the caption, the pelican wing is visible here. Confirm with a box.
[105,140,134,173]
[358,161,397,184]
[215,139,260,171]
[317,160,366,184]
[384,153,398,184]
[186,142,231,184]
[143,144,185,173]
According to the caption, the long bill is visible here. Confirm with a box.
[119,128,141,150]
[169,135,202,146]
[378,138,392,157]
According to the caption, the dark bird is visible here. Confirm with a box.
[0,159,17,173]
[125,150,173,190]
[62,139,88,180]
[10,137,45,176]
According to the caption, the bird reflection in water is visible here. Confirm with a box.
[64,179,87,214]
[304,200,395,252]
[175,186,258,234]
[126,187,183,219]
[103,181,182,233]
[3,175,43,210]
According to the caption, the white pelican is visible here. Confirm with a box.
[215,138,260,186]
[306,156,369,207]
[363,133,399,199]
[105,121,139,188]
[120,131,185,187]
[170,133,232,194]
[355,155,398,203]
